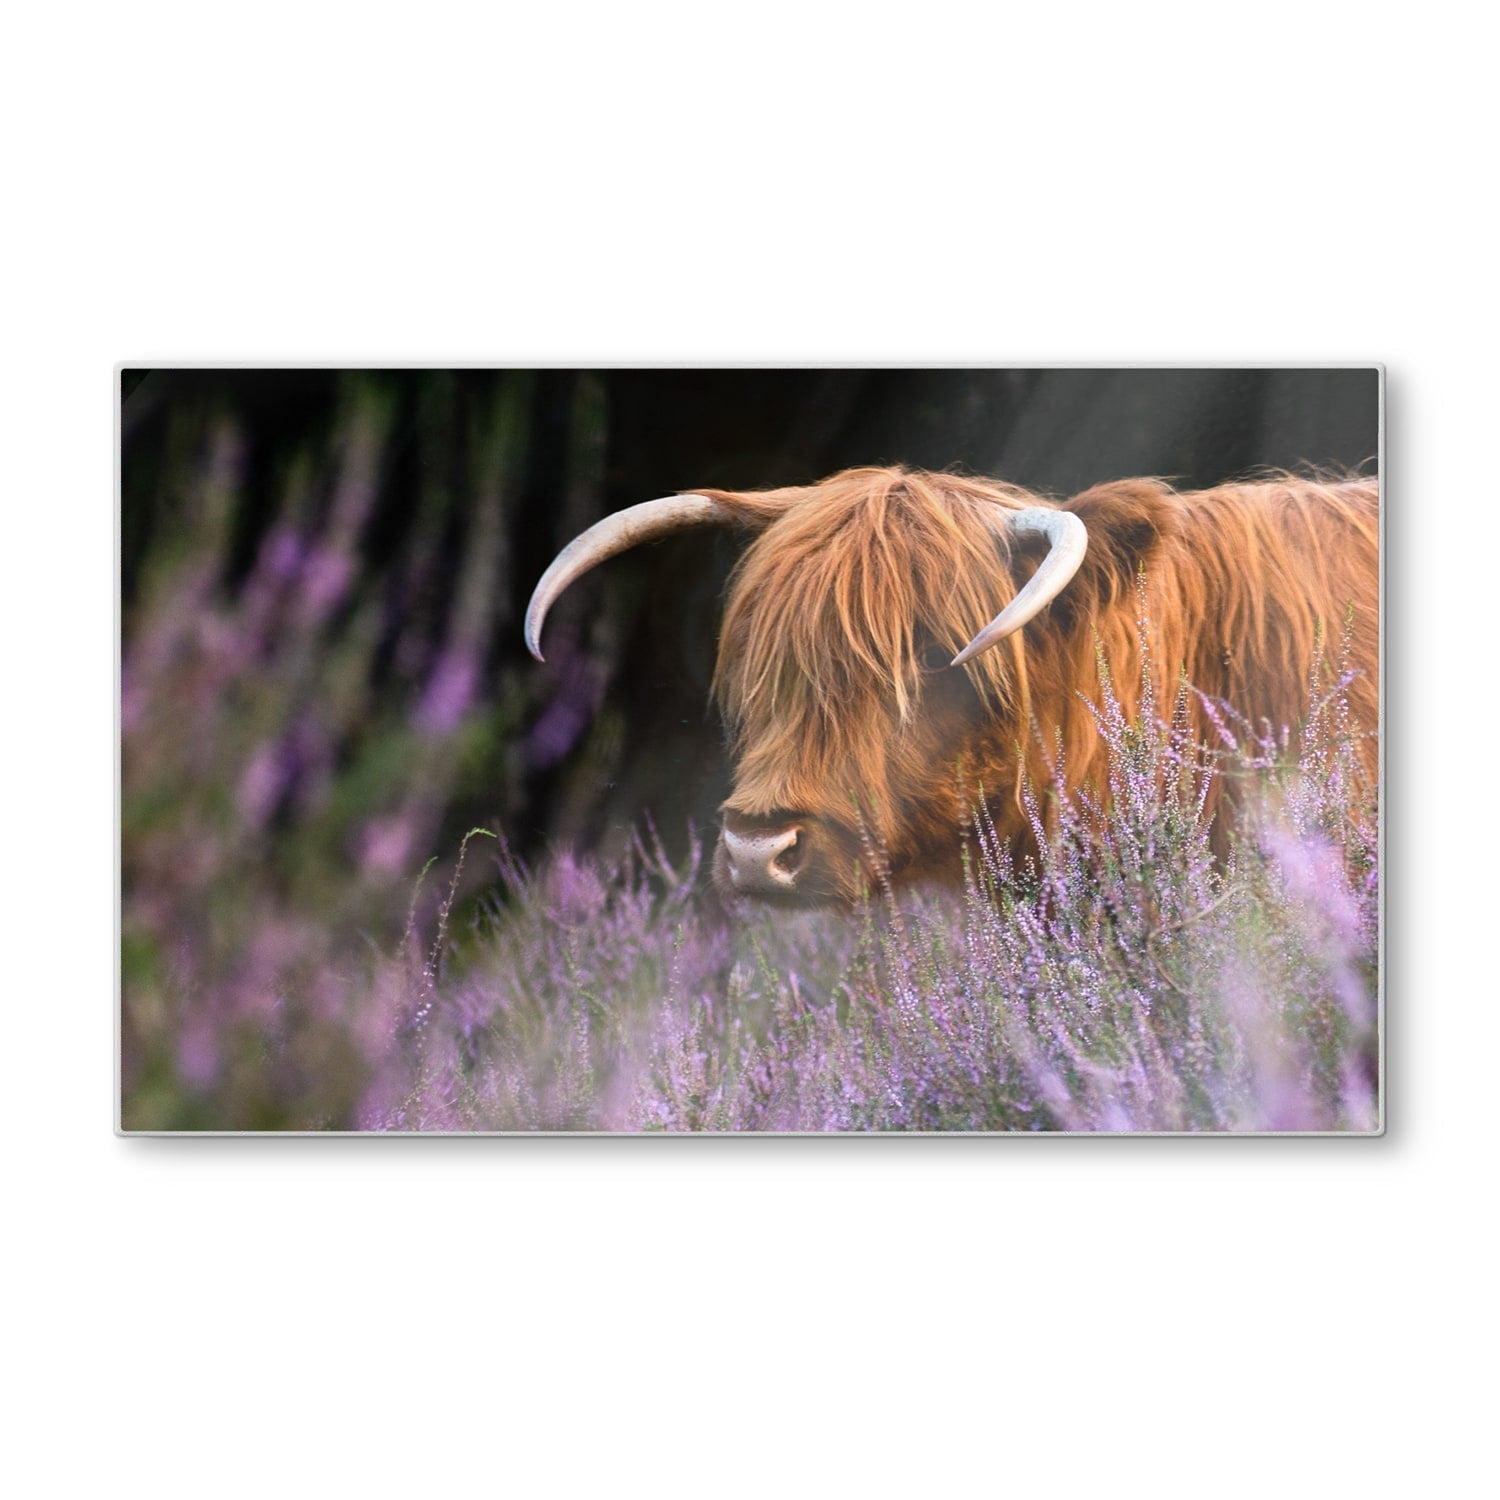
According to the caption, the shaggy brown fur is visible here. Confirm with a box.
[700,466,1378,902]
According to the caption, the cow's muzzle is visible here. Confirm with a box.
[715,809,867,905]
[720,818,806,895]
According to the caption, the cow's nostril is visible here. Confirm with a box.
[772,833,801,875]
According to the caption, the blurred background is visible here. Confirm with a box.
[119,366,1377,1125]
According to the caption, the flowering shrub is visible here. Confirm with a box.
[125,607,1378,1132]
[348,659,1377,1134]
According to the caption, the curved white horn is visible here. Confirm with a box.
[524,494,732,661]
[950,508,1089,667]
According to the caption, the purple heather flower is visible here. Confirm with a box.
[416,649,479,738]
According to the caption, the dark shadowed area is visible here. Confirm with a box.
[119,367,1378,1128]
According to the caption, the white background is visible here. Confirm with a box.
[5,3,1494,1496]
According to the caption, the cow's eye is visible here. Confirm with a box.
[918,642,953,673]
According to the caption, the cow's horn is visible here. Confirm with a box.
[950,508,1089,666]
[524,494,732,661]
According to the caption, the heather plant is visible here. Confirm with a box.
[355,642,1378,1133]
[120,373,604,1128]
[124,567,1377,1131]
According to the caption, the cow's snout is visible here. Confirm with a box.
[720,816,806,894]
[716,808,862,905]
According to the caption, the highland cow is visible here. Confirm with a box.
[526,466,1379,905]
